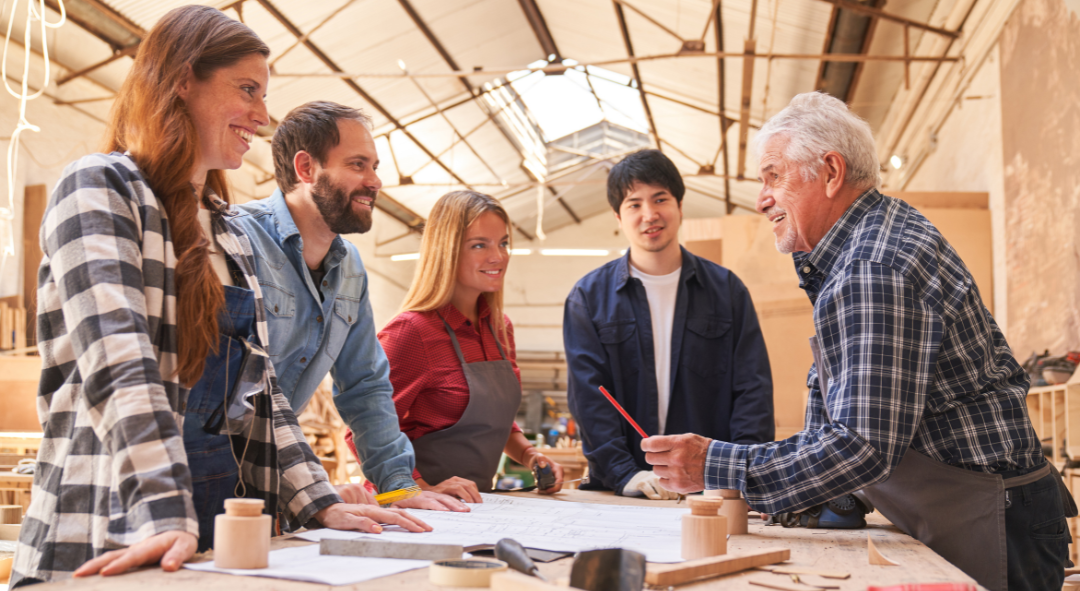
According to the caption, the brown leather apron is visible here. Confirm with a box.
[810,336,1050,591]
[411,314,522,493]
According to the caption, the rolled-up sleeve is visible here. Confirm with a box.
[705,261,939,514]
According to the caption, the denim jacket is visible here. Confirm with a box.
[235,190,416,492]
[564,247,774,493]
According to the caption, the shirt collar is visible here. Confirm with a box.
[793,188,882,278]
[268,189,301,247]
[616,245,699,290]
[267,188,349,262]
[437,298,492,330]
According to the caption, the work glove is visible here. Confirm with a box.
[622,470,680,500]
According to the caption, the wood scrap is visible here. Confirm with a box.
[749,576,825,591]
[645,547,790,586]
[771,565,851,579]
[868,534,900,566]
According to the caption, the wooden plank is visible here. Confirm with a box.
[646,548,790,586]
[22,184,47,346]
[319,538,462,560]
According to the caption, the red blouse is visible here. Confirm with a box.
[345,301,521,483]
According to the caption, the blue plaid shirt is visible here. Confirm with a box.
[704,190,1041,515]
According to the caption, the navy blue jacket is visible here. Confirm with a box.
[564,247,774,493]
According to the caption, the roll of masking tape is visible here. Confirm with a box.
[429,558,508,587]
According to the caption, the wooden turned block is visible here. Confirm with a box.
[214,498,271,569]
[718,489,749,535]
[682,497,727,560]
[0,505,22,524]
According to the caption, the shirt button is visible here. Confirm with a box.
[274,305,279,313]
[802,266,812,274]
[300,357,307,363]
[348,316,352,322]
[317,315,323,323]
[322,281,328,287]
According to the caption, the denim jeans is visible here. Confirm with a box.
[183,285,256,552]
[1005,470,1070,590]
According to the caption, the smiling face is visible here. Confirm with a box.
[755,135,829,254]
[454,210,510,304]
[617,181,683,256]
[180,53,269,183]
[309,119,382,235]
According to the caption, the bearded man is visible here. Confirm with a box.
[235,102,471,511]
[563,149,774,500]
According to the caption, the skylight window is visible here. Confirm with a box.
[481,59,649,180]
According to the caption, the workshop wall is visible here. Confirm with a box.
[997,0,1080,358]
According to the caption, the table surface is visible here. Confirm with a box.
[20,490,982,590]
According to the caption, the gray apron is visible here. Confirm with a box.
[411,314,522,493]
[809,337,1050,591]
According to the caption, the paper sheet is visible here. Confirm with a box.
[183,544,430,585]
[297,493,689,563]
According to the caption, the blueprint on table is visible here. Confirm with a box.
[184,543,430,585]
[296,493,690,563]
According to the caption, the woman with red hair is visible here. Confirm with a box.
[10,6,425,587]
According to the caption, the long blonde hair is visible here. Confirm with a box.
[401,190,512,347]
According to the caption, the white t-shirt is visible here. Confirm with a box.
[198,208,233,287]
[629,264,681,435]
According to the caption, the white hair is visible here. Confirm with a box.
[752,92,881,191]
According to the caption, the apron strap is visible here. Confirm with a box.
[436,312,468,366]
[487,317,508,361]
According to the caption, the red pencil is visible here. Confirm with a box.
[598,386,649,439]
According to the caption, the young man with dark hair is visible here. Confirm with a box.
[564,149,775,499]
[234,101,473,510]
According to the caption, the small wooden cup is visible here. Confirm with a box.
[682,497,727,560]
[214,499,272,569]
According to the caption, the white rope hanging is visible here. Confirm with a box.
[1,0,66,278]
[534,182,546,241]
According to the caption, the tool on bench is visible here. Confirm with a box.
[494,538,548,582]
[319,538,463,560]
[533,462,556,490]
[571,548,646,591]
[494,477,585,492]
[598,386,685,504]
[374,485,422,506]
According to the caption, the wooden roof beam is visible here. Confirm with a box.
[613,1,659,149]
[810,0,958,38]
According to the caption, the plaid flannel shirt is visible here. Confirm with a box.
[13,153,339,585]
[704,190,1041,515]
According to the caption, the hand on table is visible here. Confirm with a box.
[335,483,377,505]
[641,433,712,493]
[315,503,432,533]
[524,452,565,494]
[622,470,681,500]
[73,530,197,577]
[393,490,471,512]
[417,475,482,504]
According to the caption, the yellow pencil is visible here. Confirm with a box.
[374,485,422,506]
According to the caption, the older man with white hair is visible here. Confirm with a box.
[641,92,1071,591]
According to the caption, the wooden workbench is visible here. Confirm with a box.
[20,490,981,590]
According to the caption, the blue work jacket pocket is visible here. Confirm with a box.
[683,316,732,377]
[597,320,639,383]
[326,296,360,360]
[262,283,296,319]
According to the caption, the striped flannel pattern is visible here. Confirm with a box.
[704,190,1042,515]
[13,153,338,585]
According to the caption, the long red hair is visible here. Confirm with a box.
[102,6,269,386]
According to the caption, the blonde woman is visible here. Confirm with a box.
[351,191,563,499]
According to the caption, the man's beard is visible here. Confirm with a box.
[311,173,375,235]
